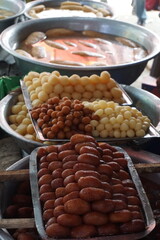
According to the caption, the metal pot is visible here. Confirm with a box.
[24,0,113,20]
[0,17,159,84]
[0,0,25,33]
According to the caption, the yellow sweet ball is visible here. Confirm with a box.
[40,75,49,85]
[113,129,121,138]
[42,82,53,94]
[16,124,27,135]
[121,131,127,138]
[59,76,70,86]
[136,129,145,137]
[32,78,41,88]
[113,123,120,129]
[10,124,17,130]
[96,83,107,91]
[35,86,42,94]
[9,115,17,124]
[94,109,104,117]
[100,117,109,125]
[16,115,25,124]
[107,101,117,108]
[85,83,95,92]
[32,99,43,107]
[64,85,74,93]
[100,71,111,83]
[82,91,93,100]
[93,90,103,99]
[120,122,129,131]
[105,123,113,131]
[27,84,35,93]
[124,110,132,119]
[18,110,27,116]
[17,94,24,102]
[80,76,90,86]
[90,120,99,127]
[51,70,60,77]
[98,100,108,109]
[28,71,40,79]
[116,114,124,123]
[96,123,105,132]
[107,78,117,89]
[103,91,112,100]
[17,101,24,106]
[92,129,100,137]
[99,129,108,138]
[24,134,36,141]
[89,74,100,84]
[108,130,114,137]
[48,74,59,85]
[134,122,142,131]
[11,105,22,114]
[126,129,135,138]
[38,91,48,102]
[27,124,35,134]
[24,80,32,87]
[23,75,32,83]
[54,84,64,94]
[22,105,27,111]
[60,92,71,99]
[129,119,136,129]
[69,74,81,85]
[104,108,113,116]
[30,92,38,101]
[22,118,32,125]
[110,117,116,125]
[110,87,122,99]
[49,92,58,98]
[74,84,85,93]
[72,92,82,100]
[93,103,101,111]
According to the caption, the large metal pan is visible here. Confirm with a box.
[0,17,159,84]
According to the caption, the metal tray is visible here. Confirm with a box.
[20,80,160,143]
[29,146,155,240]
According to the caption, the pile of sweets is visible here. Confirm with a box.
[36,134,145,238]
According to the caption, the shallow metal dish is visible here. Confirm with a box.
[0,0,25,33]
[0,17,160,84]
[0,85,159,154]
[24,0,113,20]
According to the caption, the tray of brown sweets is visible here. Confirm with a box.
[29,134,155,240]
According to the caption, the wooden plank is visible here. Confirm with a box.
[135,163,160,174]
[0,218,35,229]
[0,169,29,182]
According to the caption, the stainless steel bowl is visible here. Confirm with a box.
[0,0,25,33]
[0,17,160,84]
[0,89,43,154]
[24,0,113,20]
[0,86,159,154]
